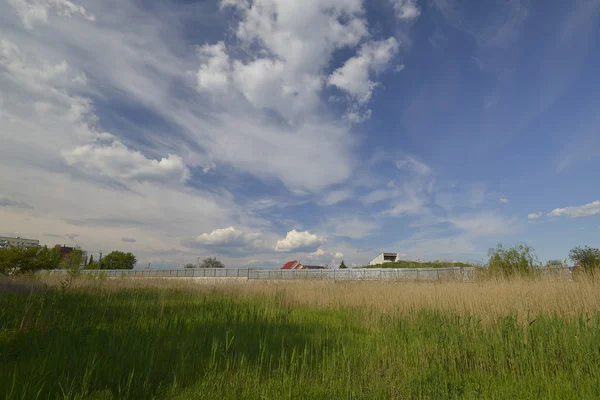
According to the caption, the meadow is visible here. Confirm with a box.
[2,276,600,399]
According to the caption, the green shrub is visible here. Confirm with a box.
[570,246,600,275]
[488,243,538,277]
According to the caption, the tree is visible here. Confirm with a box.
[60,247,85,270]
[184,263,196,269]
[88,255,94,266]
[199,257,224,269]
[0,245,61,275]
[569,246,600,274]
[339,260,348,269]
[101,251,137,270]
[488,243,538,277]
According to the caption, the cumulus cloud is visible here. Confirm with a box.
[62,141,190,184]
[548,200,600,218]
[499,197,510,203]
[185,227,264,249]
[328,38,399,117]
[528,212,543,220]
[201,0,369,122]
[307,247,344,266]
[196,42,231,94]
[391,0,421,20]
[275,230,325,252]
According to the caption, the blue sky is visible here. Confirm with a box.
[0,0,599,268]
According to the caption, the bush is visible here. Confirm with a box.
[488,244,538,277]
[101,251,137,270]
[0,245,61,275]
[569,246,600,275]
[199,257,224,269]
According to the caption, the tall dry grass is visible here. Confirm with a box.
[23,274,600,322]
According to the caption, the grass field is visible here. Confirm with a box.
[2,276,600,399]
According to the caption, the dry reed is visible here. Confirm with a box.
[22,274,600,323]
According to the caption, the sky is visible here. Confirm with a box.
[0,0,599,269]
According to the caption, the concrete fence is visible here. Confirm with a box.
[248,267,478,281]
[40,267,572,281]
[41,268,250,278]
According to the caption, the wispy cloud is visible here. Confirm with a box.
[0,196,33,210]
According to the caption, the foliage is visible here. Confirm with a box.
[2,283,600,399]
[100,251,137,270]
[0,245,61,275]
[364,260,475,269]
[184,263,196,269]
[569,246,600,274]
[546,259,565,269]
[339,260,347,269]
[488,243,538,277]
[59,247,86,271]
[199,257,224,269]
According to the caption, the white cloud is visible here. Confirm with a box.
[328,37,399,107]
[320,189,353,206]
[196,42,231,94]
[275,229,325,252]
[449,212,517,237]
[385,190,427,216]
[548,200,600,218]
[528,212,543,220]
[8,0,95,29]
[204,0,370,122]
[62,141,190,184]
[326,216,378,239]
[391,0,421,20]
[307,247,344,267]
[395,155,431,175]
[499,197,510,203]
[185,227,264,248]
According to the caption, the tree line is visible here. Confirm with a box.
[0,245,136,275]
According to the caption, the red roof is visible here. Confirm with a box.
[282,260,303,269]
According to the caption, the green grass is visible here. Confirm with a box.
[1,284,600,399]
[363,260,476,269]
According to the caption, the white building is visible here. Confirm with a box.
[368,252,400,266]
[0,236,40,249]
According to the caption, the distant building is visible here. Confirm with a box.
[54,245,74,259]
[0,236,40,249]
[368,252,400,266]
[282,260,304,270]
[281,261,328,270]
